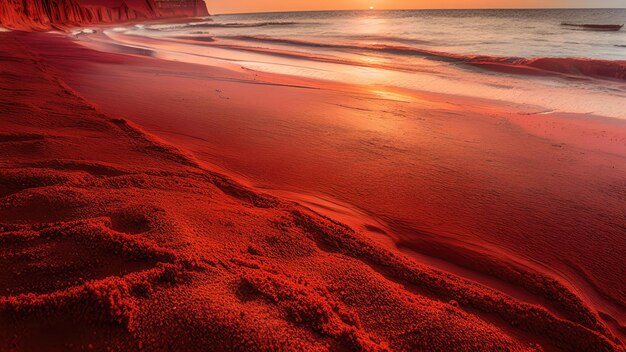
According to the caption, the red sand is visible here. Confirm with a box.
[1,31,625,351]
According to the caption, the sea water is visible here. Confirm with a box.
[98,9,626,118]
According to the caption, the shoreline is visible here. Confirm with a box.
[1,30,625,350]
[88,26,626,119]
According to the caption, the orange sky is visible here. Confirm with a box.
[205,0,626,14]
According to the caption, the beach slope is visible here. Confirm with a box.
[0,32,624,351]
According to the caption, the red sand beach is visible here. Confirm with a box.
[1,24,625,352]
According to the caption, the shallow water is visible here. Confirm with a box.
[139,9,626,59]
[93,9,626,118]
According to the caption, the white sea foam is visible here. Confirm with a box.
[72,28,96,36]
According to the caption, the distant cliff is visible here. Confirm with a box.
[0,0,209,31]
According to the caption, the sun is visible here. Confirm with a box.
[369,6,375,10]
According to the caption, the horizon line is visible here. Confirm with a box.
[208,7,626,15]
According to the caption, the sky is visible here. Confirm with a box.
[204,0,626,14]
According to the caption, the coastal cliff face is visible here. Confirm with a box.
[0,0,209,31]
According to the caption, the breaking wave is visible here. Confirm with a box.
[225,35,626,81]
[187,21,307,29]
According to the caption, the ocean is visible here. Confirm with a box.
[94,9,626,118]
[179,9,626,59]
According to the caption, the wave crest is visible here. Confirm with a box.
[227,35,626,81]
[188,21,305,29]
